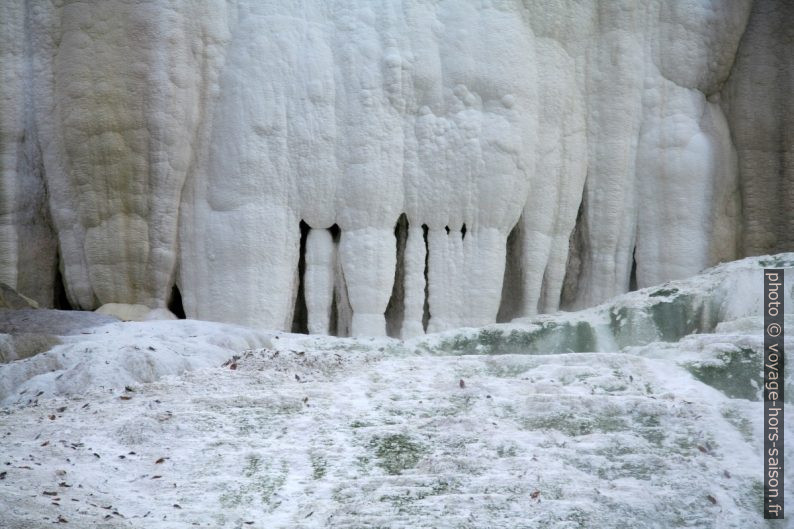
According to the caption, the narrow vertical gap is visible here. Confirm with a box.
[328,223,341,336]
[560,193,587,310]
[290,220,310,334]
[461,223,467,239]
[328,224,348,337]
[52,254,73,310]
[629,246,638,292]
[385,214,408,338]
[444,226,450,234]
[329,287,339,337]
[168,284,186,319]
[538,263,551,314]
[497,218,523,323]
[421,224,430,332]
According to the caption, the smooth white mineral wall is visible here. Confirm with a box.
[1,0,787,336]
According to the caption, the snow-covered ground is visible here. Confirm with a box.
[0,255,792,528]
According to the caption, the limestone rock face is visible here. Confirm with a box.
[0,2,58,308]
[0,282,38,310]
[0,0,789,336]
[721,0,794,257]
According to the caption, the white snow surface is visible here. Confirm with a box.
[0,319,271,406]
[0,255,791,527]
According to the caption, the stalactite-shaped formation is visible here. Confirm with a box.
[1,0,790,336]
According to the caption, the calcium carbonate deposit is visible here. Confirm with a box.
[0,255,791,528]
[0,3,792,524]
[1,0,792,337]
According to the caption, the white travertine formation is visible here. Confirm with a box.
[1,0,788,336]
[400,225,426,339]
[304,228,336,335]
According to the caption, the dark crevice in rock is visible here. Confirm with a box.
[327,223,342,336]
[328,223,341,242]
[168,284,186,319]
[538,261,551,316]
[497,217,523,323]
[561,193,587,310]
[52,256,73,311]
[291,220,310,334]
[385,214,408,338]
[421,224,430,332]
[329,285,339,337]
[629,247,638,292]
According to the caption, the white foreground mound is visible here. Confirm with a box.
[0,255,791,527]
[0,344,789,528]
[0,319,271,405]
